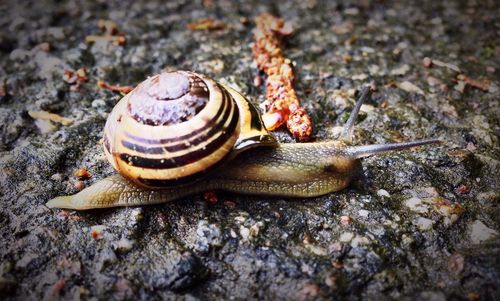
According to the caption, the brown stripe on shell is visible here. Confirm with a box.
[118,100,239,169]
[121,89,233,154]
[136,151,231,187]
[125,84,232,145]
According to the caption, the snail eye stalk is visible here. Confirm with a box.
[340,85,372,144]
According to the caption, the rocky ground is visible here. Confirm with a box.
[0,0,498,300]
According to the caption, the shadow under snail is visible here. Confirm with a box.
[46,70,440,210]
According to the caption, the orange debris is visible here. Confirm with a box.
[252,13,312,141]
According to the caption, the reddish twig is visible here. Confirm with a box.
[252,13,313,141]
[97,80,134,94]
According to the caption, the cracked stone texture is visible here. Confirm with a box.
[0,0,499,300]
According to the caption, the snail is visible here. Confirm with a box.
[46,70,439,210]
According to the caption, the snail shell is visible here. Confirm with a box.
[102,71,276,188]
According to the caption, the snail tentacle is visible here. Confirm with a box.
[340,85,372,144]
[346,139,441,159]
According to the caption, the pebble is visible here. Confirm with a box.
[368,64,380,75]
[358,209,369,218]
[377,189,390,198]
[340,216,351,225]
[415,217,434,231]
[360,46,375,53]
[74,181,85,191]
[249,222,264,237]
[404,197,429,214]
[91,99,106,108]
[351,235,370,248]
[339,232,354,242]
[422,57,432,68]
[427,76,443,86]
[352,73,368,81]
[234,215,247,223]
[390,64,410,76]
[401,234,414,246]
[90,225,107,240]
[454,80,466,93]
[50,173,63,182]
[112,238,134,253]
[398,81,425,95]
[468,220,497,244]
[239,226,250,241]
[34,119,56,134]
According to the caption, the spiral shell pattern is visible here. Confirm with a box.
[103,71,274,188]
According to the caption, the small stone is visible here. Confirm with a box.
[352,73,368,81]
[390,64,410,76]
[91,99,106,108]
[454,80,466,93]
[351,235,370,247]
[74,180,85,191]
[405,197,429,214]
[415,217,434,231]
[234,215,247,223]
[432,59,461,73]
[468,220,497,244]
[427,76,443,86]
[339,232,354,242]
[112,238,134,253]
[344,7,359,15]
[50,173,63,182]
[130,208,143,222]
[360,46,375,53]
[340,216,351,225]
[398,81,425,95]
[377,189,390,198]
[239,226,250,241]
[34,119,57,134]
[401,234,414,246]
[249,222,264,237]
[368,64,380,75]
[420,187,440,198]
[358,209,369,218]
[90,225,106,240]
[422,57,432,68]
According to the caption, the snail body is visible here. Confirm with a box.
[47,71,439,210]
